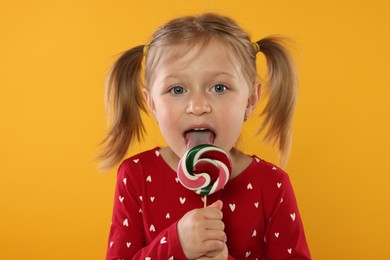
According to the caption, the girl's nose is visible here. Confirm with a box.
[185,94,211,115]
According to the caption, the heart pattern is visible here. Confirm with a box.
[150,224,155,232]
[123,219,128,227]
[107,149,307,259]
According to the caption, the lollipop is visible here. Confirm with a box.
[177,144,232,207]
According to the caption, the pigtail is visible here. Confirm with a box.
[98,45,147,170]
[256,36,298,167]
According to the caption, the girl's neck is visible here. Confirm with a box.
[159,146,253,179]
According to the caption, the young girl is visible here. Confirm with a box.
[101,13,311,260]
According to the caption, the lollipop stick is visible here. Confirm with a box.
[203,195,207,208]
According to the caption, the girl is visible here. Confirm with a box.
[101,13,311,260]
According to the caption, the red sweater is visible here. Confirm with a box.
[106,147,311,260]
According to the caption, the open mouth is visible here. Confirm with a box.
[184,128,216,149]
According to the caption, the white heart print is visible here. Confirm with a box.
[150,224,155,232]
[123,219,128,227]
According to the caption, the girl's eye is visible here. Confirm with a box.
[212,84,227,93]
[169,86,185,95]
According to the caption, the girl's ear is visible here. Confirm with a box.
[246,83,261,116]
[142,88,156,116]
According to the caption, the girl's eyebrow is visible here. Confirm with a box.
[208,71,237,78]
[161,71,237,82]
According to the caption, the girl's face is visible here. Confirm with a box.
[144,39,259,160]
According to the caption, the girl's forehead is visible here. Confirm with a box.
[153,40,239,73]
[145,38,253,88]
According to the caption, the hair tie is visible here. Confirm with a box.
[143,44,149,57]
[252,42,260,53]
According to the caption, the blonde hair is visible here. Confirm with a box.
[98,13,298,170]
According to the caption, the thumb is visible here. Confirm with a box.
[208,200,223,210]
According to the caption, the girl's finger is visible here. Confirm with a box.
[203,219,225,231]
[202,239,225,254]
[203,230,227,243]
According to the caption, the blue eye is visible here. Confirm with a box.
[169,86,185,95]
[212,84,227,93]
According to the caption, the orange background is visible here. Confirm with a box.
[1,0,389,259]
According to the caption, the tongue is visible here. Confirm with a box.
[186,130,213,149]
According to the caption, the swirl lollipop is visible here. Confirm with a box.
[177,144,232,207]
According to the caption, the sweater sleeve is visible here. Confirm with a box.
[106,161,187,260]
[263,172,311,260]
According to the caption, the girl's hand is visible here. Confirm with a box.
[178,200,227,259]
[196,243,229,260]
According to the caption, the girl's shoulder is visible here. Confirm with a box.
[121,147,162,166]
[117,147,164,178]
[243,155,287,177]
[231,155,290,187]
